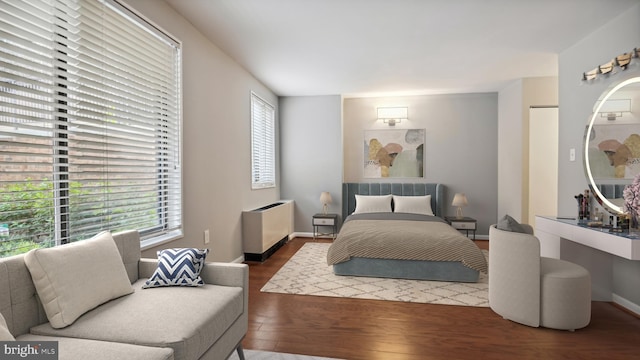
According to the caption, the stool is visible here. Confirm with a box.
[540,257,591,331]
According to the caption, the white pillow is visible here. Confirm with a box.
[24,231,134,329]
[353,194,393,214]
[0,312,15,341]
[393,195,434,216]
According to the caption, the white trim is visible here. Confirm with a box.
[612,293,640,317]
[141,230,184,251]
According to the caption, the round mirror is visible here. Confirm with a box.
[584,76,640,215]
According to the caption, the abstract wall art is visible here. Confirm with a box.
[363,129,425,178]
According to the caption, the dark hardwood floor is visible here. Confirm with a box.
[242,237,640,360]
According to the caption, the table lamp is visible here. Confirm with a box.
[452,193,468,219]
[320,192,332,215]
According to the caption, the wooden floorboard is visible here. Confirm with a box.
[242,237,640,360]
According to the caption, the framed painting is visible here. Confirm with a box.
[587,124,640,180]
[364,129,425,178]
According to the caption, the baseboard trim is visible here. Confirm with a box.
[244,236,288,262]
[291,231,333,239]
[612,293,640,317]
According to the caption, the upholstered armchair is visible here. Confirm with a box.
[488,224,591,331]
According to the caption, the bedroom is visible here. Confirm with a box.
[1,0,640,359]
[137,0,640,358]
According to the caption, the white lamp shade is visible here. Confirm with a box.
[377,107,408,120]
[452,193,468,207]
[320,192,332,205]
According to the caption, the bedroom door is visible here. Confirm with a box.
[528,107,559,227]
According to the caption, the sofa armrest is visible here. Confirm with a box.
[138,258,160,279]
[200,262,248,289]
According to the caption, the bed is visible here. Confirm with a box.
[326,183,488,282]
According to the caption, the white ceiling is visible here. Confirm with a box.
[165,0,639,97]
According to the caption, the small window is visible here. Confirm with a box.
[250,93,276,189]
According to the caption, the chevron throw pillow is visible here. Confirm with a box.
[142,248,209,289]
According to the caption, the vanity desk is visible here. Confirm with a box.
[536,215,640,311]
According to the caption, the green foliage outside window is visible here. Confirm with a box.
[0,179,159,258]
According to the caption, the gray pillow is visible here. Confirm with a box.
[497,214,527,233]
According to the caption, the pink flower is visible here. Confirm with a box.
[623,173,640,215]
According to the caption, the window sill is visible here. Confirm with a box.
[141,229,183,251]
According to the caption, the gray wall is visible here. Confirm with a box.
[558,4,640,306]
[280,96,343,233]
[127,0,280,262]
[342,93,498,238]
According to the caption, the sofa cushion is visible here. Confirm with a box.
[496,214,527,233]
[24,231,134,329]
[18,334,174,360]
[30,279,244,360]
[143,248,208,289]
[0,312,15,341]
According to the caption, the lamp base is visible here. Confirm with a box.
[323,204,328,215]
[456,207,464,219]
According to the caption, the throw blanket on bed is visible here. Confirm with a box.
[326,213,488,273]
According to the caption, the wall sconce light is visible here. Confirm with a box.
[377,107,408,126]
[452,193,468,219]
[320,191,332,215]
[596,99,632,121]
[582,47,640,82]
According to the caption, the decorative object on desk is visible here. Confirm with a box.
[574,190,590,220]
[623,173,640,229]
[320,191,332,215]
[452,193,468,219]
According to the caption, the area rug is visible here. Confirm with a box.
[261,242,489,307]
[228,349,342,360]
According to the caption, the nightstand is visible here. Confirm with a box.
[445,216,477,239]
[312,213,338,239]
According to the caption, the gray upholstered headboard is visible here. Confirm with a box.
[342,183,445,219]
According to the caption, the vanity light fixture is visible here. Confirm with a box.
[582,47,640,82]
[597,99,631,121]
[377,107,408,126]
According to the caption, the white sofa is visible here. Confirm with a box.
[0,230,248,360]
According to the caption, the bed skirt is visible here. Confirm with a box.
[332,257,480,282]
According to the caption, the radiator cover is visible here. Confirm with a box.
[242,200,293,261]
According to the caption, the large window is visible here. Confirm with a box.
[250,92,275,189]
[0,0,182,257]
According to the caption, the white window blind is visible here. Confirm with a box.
[250,92,275,189]
[0,0,182,257]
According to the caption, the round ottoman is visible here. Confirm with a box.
[540,257,591,331]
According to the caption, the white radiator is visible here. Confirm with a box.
[242,200,293,261]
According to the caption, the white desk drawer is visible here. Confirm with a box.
[313,218,335,226]
[451,221,476,230]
